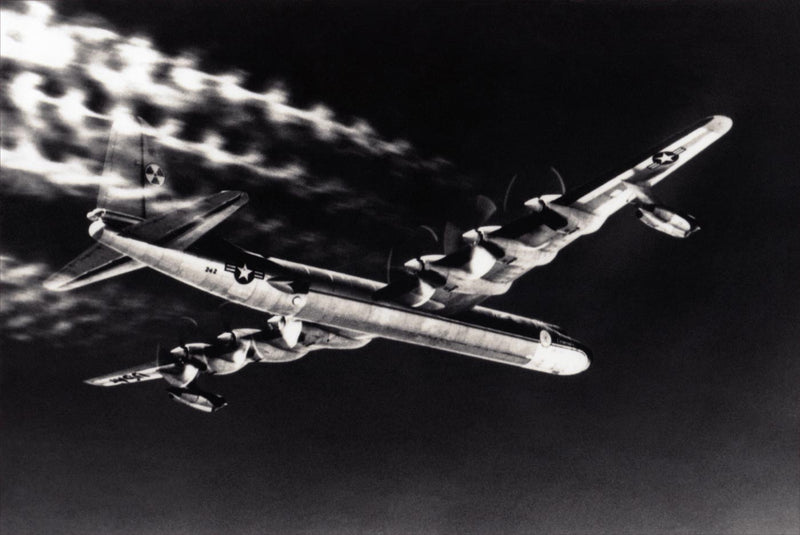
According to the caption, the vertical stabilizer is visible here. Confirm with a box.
[44,116,249,292]
[96,116,170,221]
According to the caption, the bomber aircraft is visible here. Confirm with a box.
[45,115,732,412]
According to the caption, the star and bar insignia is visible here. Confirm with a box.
[647,147,686,169]
[109,371,150,384]
[225,262,265,285]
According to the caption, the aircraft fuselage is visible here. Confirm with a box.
[90,220,590,376]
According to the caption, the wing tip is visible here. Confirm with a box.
[43,273,72,292]
[705,115,733,135]
[84,377,106,386]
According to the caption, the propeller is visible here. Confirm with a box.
[378,167,569,304]
[156,343,168,367]
[442,194,499,254]
[383,225,441,284]
[375,225,448,307]
[498,167,566,216]
[155,337,208,379]
[448,167,568,261]
[209,302,261,347]
[523,167,568,212]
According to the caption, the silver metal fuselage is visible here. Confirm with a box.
[90,221,590,375]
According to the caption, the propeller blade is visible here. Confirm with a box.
[178,316,198,330]
[474,195,497,225]
[442,221,464,255]
[156,343,166,366]
[442,193,500,254]
[385,247,394,283]
[502,174,519,213]
[417,225,440,244]
[384,225,442,281]
[175,316,198,350]
[549,166,566,194]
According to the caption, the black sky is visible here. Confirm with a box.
[2,1,799,534]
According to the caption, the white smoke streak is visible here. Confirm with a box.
[0,2,472,348]
[1,1,440,202]
[0,140,106,186]
[0,253,195,345]
[1,3,74,69]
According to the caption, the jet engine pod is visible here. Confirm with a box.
[635,204,699,239]
[167,386,227,413]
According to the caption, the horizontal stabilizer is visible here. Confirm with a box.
[45,191,248,291]
[43,243,144,292]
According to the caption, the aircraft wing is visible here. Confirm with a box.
[387,116,732,315]
[557,115,733,216]
[85,363,170,386]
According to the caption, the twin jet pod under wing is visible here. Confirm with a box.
[46,115,732,412]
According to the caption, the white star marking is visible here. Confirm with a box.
[236,264,252,281]
[656,153,676,164]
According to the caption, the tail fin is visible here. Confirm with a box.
[96,116,171,223]
[44,117,248,291]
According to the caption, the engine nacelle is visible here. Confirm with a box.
[172,331,257,376]
[205,340,253,375]
[373,269,446,309]
[299,324,372,350]
[252,341,308,362]
[406,244,500,283]
[253,322,369,363]
[635,204,699,239]
[459,244,501,279]
[393,273,438,308]
[167,387,227,413]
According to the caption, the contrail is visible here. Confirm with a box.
[1,1,446,200]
